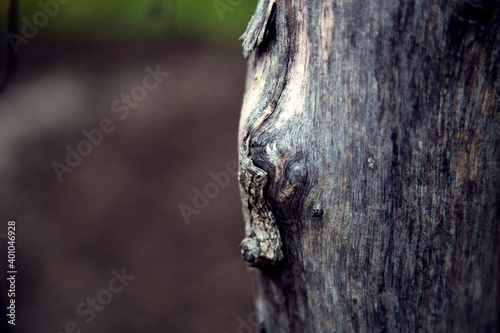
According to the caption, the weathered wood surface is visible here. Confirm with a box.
[237,0,500,331]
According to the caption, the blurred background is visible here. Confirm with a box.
[0,1,258,332]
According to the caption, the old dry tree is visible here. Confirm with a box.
[237,0,499,332]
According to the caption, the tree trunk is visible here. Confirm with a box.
[237,0,500,331]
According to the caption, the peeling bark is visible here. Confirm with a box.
[238,0,500,331]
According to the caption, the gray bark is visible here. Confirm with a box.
[237,0,500,332]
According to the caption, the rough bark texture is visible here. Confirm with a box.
[237,0,500,332]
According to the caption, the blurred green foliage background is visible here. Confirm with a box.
[1,0,258,44]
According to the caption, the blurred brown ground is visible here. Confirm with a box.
[0,38,255,333]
